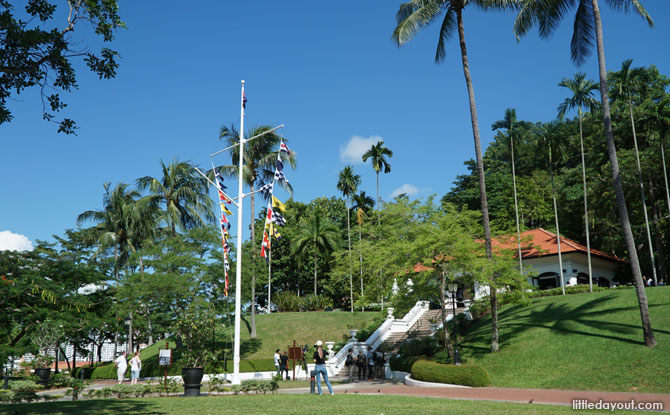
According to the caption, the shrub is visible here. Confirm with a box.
[398,337,439,357]
[274,292,303,312]
[302,294,333,311]
[389,355,421,373]
[411,359,490,387]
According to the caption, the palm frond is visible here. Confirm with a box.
[571,0,594,65]
[435,6,456,63]
[392,0,444,46]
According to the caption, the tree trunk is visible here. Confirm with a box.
[347,196,353,312]
[591,0,656,347]
[648,178,667,282]
[660,130,670,220]
[60,346,70,371]
[114,244,119,357]
[578,108,594,292]
[440,269,454,358]
[127,311,133,354]
[314,250,318,295]
[456,7,495,351]
[511,132,523,273]
[250,185,257,338]
[359,220,364,312]
[549,153,566,295]
[629,99,658,285]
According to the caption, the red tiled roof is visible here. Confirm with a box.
[492,228,626,263]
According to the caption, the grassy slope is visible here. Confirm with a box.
[3,395,659,415]
[237,311,380,359]
[460,287,670,393]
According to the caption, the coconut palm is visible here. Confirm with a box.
[610,59,657,285]
[216,124,296,338]
[291,210,339,295]
[393,0,518,352]
[337,166,361,312]
[513,0,656,347]
[136,159,214,234]
[535,121,567,295]
[362,141,393,224]
[492,108,524,273]
[558,72,600,292]
[352,191,375,308]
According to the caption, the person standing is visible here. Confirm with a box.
[274,349,281,378]
[280,351,289,380]
[366,348,375,381]
[344,349,355,382]
[130,351,141,385]
[312,340,333,395]
[114,352,127,384]
[356,350,366,380]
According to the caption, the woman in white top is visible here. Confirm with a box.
[130,351,142,385]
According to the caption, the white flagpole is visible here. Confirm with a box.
[232,80,245,385]
[268,243,272,313]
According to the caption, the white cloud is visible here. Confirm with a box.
[339,135,383,164]
[390,184,419,199]
[0,230,34,252]
[78,283,107,295]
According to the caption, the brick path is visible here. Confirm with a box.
[316,380,670,410]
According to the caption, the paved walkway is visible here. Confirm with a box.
[283,379,670,411]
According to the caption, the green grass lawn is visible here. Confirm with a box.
[460,287,670,393]
[2,395,661,415]
[237,311,380,359]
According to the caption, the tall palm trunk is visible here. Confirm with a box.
[591,0,655,347]
[455,8,496,351]
[660,132,670,220]
[313,250,318,296]
[359,220,364,312]
[549,151,565,295]
[376,172,383,309]
[114,243,119,356]
[578,107,594,292]
[628,99,658,285]
[510,134,522,273]
[249,185,257,338]
[648,178,668,282]
[347,196,353,312]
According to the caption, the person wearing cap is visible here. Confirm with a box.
[312,340,333,395]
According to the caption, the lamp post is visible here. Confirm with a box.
[446,282,461,365]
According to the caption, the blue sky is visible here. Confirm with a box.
[1,1,669,249]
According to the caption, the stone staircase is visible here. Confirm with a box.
[381,307,466,353]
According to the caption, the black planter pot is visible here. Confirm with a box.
[182,367,204,397]
[34,368,51,388]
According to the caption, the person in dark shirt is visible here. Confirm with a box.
[312,340,333,395]
[280,351,289,380]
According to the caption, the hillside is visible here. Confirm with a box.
[236,311,381,359]
[461,287,670,393]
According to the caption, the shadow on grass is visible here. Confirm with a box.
[1,399,164,415]
[461,293,666,359]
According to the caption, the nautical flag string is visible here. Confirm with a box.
[280,141,291,155]
[213,163,231,297]
[259,139,291,261]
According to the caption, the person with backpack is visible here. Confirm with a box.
[344,349,355,382]
[356,350,366,380]
[366,348,375,381]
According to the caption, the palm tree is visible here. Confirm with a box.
[393,0,518,352]
[352,191,375,309]
[291,210,339,296]
[337,166,361,312]
[137,159,214,234]
[492,108,524,273]
[513,0,656,347]
[557,72,600,292]
[535,121,567,295]
[650,97,670,221]
[362,141,393,224]
[216,124,296,337]
[610,59,657,285]
[77,182,140,354]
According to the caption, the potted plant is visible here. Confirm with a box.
[29,320,62,388]
[176,303,215,397]
[28,355,55,387]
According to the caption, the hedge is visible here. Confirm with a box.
[88,358,275,379]
[389,355,422,373]
[411,359,490,387]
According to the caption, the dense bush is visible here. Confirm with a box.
[411,359,490,387]
[349,313,386,342]
[302,294,333,311]
[389,355,422,373]
[274,292,303,312]
[398,337,439,357]
[89,357,275,379]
